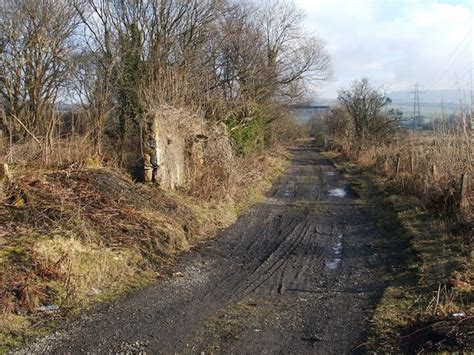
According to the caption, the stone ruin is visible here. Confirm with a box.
[142,107,208,190]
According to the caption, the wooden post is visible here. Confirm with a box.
[0,163,11,201]
[0,100,5,140]
[395,155,401,176]
[460,173,469,210]
[432,164,437,180]
[323,138,329,150]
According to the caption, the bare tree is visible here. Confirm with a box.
[73,0,222,162]
[338,78,402,148]
[1,0,332,166]
[0,0,80,161]
[199,0,331,132]
[258,0,331,103]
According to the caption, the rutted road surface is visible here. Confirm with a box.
[29,148,398,354]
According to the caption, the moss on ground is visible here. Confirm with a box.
[187,299,279,352]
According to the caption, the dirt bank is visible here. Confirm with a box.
[0,149,287,352]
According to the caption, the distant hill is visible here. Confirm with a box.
[386,89,471,121]
[387,89,471,105]
[308,90,470,123]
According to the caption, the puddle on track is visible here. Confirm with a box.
[328,188,346,197]
[283,181,296,197]
[325,259,340,270]
[326,234,343,271]
[324,171,336,176]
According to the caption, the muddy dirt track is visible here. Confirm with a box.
[28,148,401,354]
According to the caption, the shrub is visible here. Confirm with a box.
[226,105,265,156]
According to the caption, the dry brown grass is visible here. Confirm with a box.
[0,135,102,169]
[0,101,289,352]
[0,142,289,351]
[329,129,473,352]
[334,131,473,217]
[329,152,473,352]
[0,166,197,349]
[186,123,237,201]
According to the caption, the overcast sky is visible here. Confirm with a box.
[294,0,474,99]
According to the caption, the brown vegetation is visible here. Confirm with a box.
[324,79,472,218]
[1,0,330,170]
[347,133,472,216]
[0,146,288,350]
[320,78,473,352]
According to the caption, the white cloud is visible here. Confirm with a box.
[295,0,474,98]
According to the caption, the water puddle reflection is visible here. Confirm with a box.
[325,259,340,270]
[324,171,336,176]
[326,234,343,271]
[328,188,346,197]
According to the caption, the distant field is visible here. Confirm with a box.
[303,89,471,123]
[294,102,460,123]
[388,101,464,122]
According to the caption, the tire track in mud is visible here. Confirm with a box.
[25,148,398,354]
[238,222,313,297]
